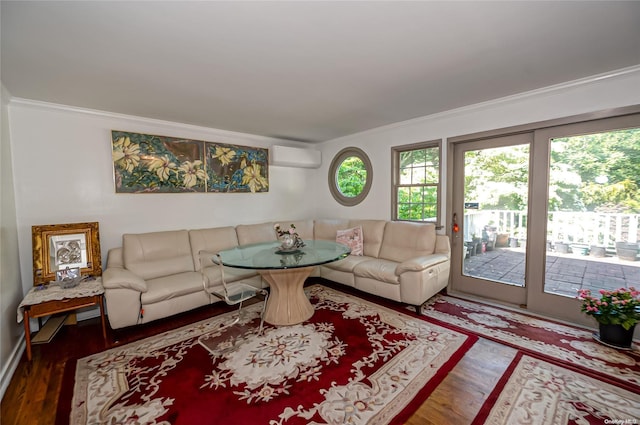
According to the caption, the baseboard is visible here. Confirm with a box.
[0,332,25,401]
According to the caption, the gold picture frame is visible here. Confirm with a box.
[32,222,102,285]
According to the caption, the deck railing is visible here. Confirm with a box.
[465,210,639,247]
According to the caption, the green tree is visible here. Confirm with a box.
[551,128,640,212]
[464,145,529,210]
[336,156,366,197]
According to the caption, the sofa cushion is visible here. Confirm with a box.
[353,259,400,284]
[189,227,239,271]
[348,220,386,257]
[123,230,195,280]
[140,271,204,305]
[336,226,363,255]
[236,222,277,245]
[314,219,350,240]
[323,255,373,273]
[287,219,314,240]
[378,222,437,263]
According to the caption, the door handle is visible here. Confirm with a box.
[452,213,460,238]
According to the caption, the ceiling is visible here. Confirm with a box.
[2,1,640,143]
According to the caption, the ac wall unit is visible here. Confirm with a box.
[271,145,322,168]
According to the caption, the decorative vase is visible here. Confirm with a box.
[280,234,296,250]
[596,323,635,349]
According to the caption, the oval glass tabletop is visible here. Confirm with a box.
[217,239,351,270]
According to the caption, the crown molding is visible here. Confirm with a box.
[7,97,300,145]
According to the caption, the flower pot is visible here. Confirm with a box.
[465,242,476,257]
[616,243,638,261]
[555,242,569,254]
[495,233,509,247]
[472,238,482,254]
[596,323,635,349]
[570,244,589,256]
[589,245,606,258]
[509,238,519,248]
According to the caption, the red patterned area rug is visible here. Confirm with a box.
[421,295,640,389]
[59,285,476,425]
[472,352,640,424]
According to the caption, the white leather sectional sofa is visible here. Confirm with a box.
[102,219,451,329]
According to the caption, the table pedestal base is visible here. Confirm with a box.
[259,267,314,326]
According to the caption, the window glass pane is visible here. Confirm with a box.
[336,156,366,197]
[544,128,640,298]
[425,163,439,183]
[399,166,412,185]
[411,166,426,184]
[423,187,438,220]
[399,151,412,167]
[463,144,530,287]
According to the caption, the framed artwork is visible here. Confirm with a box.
[32,222,102,285]
[56,267,80,282]
[111,130,269,193]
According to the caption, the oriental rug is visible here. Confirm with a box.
[60,285,476,425]
[421,295,640,389]
[472,353,640,425]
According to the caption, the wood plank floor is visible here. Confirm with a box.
[2,282,517,425]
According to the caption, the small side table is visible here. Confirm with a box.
[18,278,107,361]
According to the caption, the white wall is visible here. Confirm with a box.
[1,84,24,397]
[8,100,318,300]
[314,67,640,222]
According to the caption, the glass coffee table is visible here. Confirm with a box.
[217,240,350,326]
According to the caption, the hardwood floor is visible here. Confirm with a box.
[2,282,517,425]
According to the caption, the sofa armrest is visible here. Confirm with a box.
[395,254,449,275]
[103,267,148,292]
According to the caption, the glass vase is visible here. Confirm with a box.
[280,234,295,250]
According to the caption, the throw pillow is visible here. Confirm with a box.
[336,226,364,256]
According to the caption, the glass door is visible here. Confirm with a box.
[450,133,532,305]
[527,116,640,326]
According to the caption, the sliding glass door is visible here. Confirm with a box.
[450,112,640,327]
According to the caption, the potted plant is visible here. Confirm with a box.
[577,287,640,349]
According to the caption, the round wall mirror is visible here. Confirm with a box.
[328,147,372,206]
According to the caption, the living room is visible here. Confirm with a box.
[2,2,640,424]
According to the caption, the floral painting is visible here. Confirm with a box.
[205,143,269,193]
[111,131,269,193]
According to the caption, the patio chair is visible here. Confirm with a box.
[202,253,268,335]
